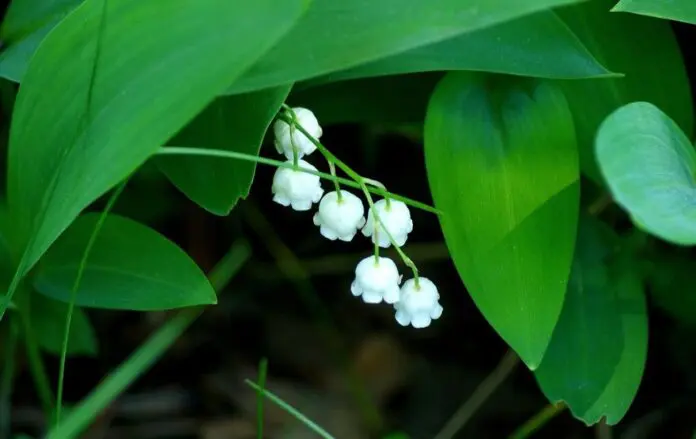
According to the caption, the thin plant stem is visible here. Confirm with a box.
[155,147,440,215]
[55,179,128,425]
[17,297,54,417]
[1,319,19,438]
[328,161,342,201]
[508,402,566,439]
[277,110,422,282]
[434,350,520,439]
[246,380,335,439]
[256,357,268,439]
[46,242,251,439]
[361,182,420,285]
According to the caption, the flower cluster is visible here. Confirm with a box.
[270,107,443,328]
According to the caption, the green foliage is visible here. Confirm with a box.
[30,293,98,357]
[535,217,648,425]
[645,251,696,325]
[4,0,307,311]
[33,213,216,310]
[556,0,693,184]
[309,10,614,84]
[224,0,587,95]
[613,0,696,25]
[0,0,693,436]
[424,72,579,369]
[158,85,292,215]
[596,102,696,245]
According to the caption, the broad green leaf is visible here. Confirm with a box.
[0,17,62,83]
[557,0,692,184]
[225,0,587,95]
[1,0,79,40]
[613,0,696,25]
[645,252,696,325]
[308,11,614,85]
[157,85,292,215]
[7,0,308,291]
[595,102,696,245]
[581,251,647,424]
[424,72,579,369]
[289,74,439,125]
[33,213,216,311]
[30,293,98,356]
[536,217,647,424]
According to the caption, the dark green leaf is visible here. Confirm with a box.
[646,252,696,325]
[308,11,614,85]
[595,102,696,245]
[7,0,308,286]
[1,0,78,40]
[225,0,587,95]
[33,213,216,311]
[557,0,693,184]
[157,85,292,215]
[289,74,439,125]
[424,72,579,369]
[613,0,696,25]
[30,293,98,357]
[535,217,647,424]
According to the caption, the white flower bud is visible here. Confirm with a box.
[313,191,366,242]
[394,278,442,328]
[273,107,323,160]
[272,159,323,211]
[362,199,413,248]
[351,256,402,304]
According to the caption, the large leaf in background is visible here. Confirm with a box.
[424,72,579,369]
[613,0,696,25]
[33,213,216,311]
[1,0,79,40]
[289,74,439,126]
[535,217,648,425]
[224,0,587,95]
[31,293,97,356]
[157,85,292,216]
[556,0,692,184]
[5,0,307,304]
[0,0,81,82]
[308,10,614,85]
[595,102,696,246]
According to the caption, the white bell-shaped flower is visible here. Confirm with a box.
[351,256,402,304]
[313,191,366,242]
[394,278,443,328]
[362,199,413,248]
[272,159,323,211]
[273,107,323,160]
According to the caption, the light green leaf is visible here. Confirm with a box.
[557,0,693,184]
[308,10,614,85]
[225,0,587,95]
[613,0,696,25]
[6,0,308,296]
[595,101,696,245]
[33,213,216,311]
[157,85,292,215]
[30,293,98,357]
[424,72,580,369]
[535,217,647,425]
